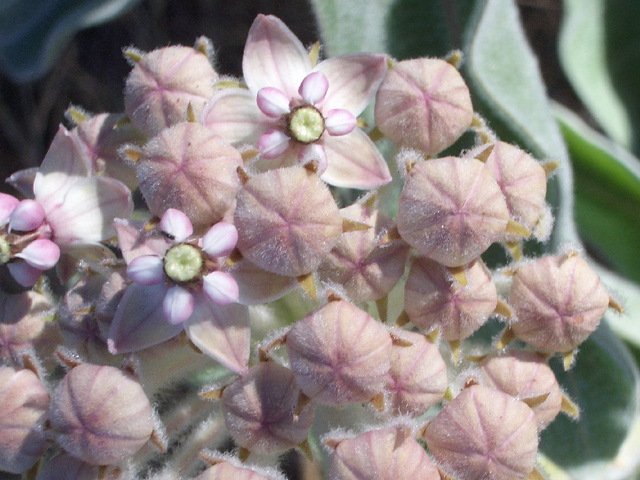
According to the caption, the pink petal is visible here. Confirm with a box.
[201,88,272,144]
[203,271,239,305]
[33,125,91,209]
[202,222,238,257]
[159,208,193,242]
[321,129,392,189]
[45,177,133,250]
[297,144,328,175]
[6,167,37,198]
[184,298,250,374]
[15,239,60,269]
[315,53,388,115]
[163,285,195,325]
[127,255,165,285]
[9,200,45,232]
[0,193,19,226]
[324,109,357,136]
[258,129,290,159]
[243,14,312,99]
[256,87,291,118]
[114,219,170,264]
[7,261,43,287]
[108,283,182,354]
[299,71,329,105]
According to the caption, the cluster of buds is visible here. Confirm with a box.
[0,13,622,480]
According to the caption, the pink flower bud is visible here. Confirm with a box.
[509,253,610,352]
[397,157,509,267]
[286,300,392,405]
[330,427,440,480]
[137,122,243,232]
[234,167,343,277]
[221,362,314,454]
[195,457,286,480]
[35,453,120,480]
[424,385,538,480]
[317,201,409,302]
[0,366,49,474]
[404,257,497,341]
[374,58,473,156]
[49,364,154,465]
[479,351,562,430]
[386,330,448,416]
[9,199,46,232]
[124,45,218,137]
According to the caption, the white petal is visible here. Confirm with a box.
[15,239,60,269]
[127,255,165,285]
[258,129,290,159]
[203,271,239,305]
[159,208,193,242]
[256,87,291,117]
[243,14,311,98]
[7,261,43,287]
[297,144,328,175]
[9,199,45,232]
[324,109,357,136]
[202,222,238,258]
[299,71,329,105]
[163,285,195,325]
[0,193,19,226]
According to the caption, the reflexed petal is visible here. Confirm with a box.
[114,219,170,264]
[321,129,392,189]
[163,285,195,325]
[201,88,271,144]
[315,53,388,115]
[184,298,250,374]
[0,193,19,226]
[7,261,43,287]
[243,14,311,98]
[15,239,60,269]
[159,208,193,242]
[9,200,45,232]
[324,109,357,136]
[127,255,165,285]
[299,71,329,105]
[297,144,328,175]
[258,130,290,159]
[6,167,37,199]
[202,222,238,257]
[45,177,133,250]
[227,258,297,305]
[203,271,239,305]
[256,87,291,117]
[108,283,182,354]
[33,126,91,209]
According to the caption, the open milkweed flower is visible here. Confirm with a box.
[109,209,250,374]
[202,14,391,189]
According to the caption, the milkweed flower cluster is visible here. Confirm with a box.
[0,13,621,480]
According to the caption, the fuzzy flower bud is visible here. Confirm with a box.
[404,257,497,341]
[34,453,120,480]
[286,300,392,405]
[0,367,49,474]
[374,58,473,156]
[221,362,314,454]
[424,385,538,480]
[195,457,286,480]
[48,364,154,465]
[397,157,509,267]
[509,253,610,352]
[234,167,343,277]
[329,427,440,480]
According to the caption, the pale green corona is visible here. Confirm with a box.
[287,106,325,144]
[0,236,9,264]
[164,244,203,283]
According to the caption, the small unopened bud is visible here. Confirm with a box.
[397,157,509,267]
[404,257,497,341]
[286,300,392,405]
[195,457,286,480]
[329,427,440,480]
[221,362,314,454]
[509,253,609,352]
[49,364,154,465]
[424,385,538,480]
[0,366,49,474]
[234,167,343,277]
[374,58,473,156]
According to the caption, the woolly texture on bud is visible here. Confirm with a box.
[195,459,286,480]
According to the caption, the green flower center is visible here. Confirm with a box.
[287,105,325,144]
[0,236,10,264]
[164,244,203,283]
